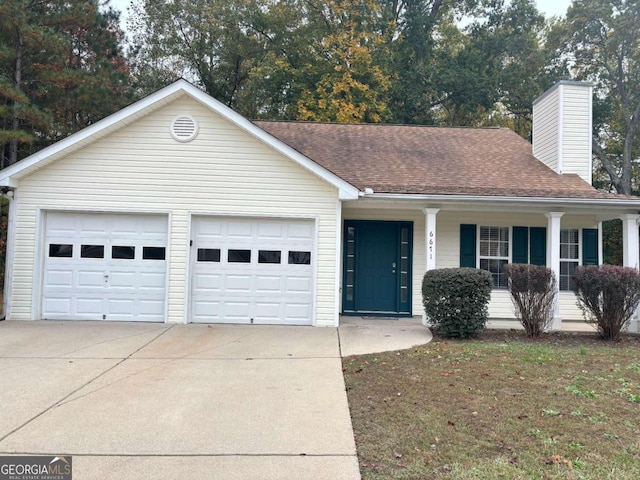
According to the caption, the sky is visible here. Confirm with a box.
[109,0,574,34]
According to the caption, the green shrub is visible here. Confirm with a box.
[505,264,556,338]
[572,265,640,341]
[422,268,492,338]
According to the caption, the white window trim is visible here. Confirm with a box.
[559,228,581,292]
[477,226,512,289]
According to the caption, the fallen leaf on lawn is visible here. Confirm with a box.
[447,420,455,426]
[394,452,403,459]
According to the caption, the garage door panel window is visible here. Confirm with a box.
[228,249,251,263]
[143,246,166,260]
[112,246,135,260]
[197,248,221,262]
[81,245,105,259]
[258,250,281,264]
[288,251,311,265]
[49,244,73,258]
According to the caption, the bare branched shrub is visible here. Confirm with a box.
[505,264,556,338]
[572,265,640,341]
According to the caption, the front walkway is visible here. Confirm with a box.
[338,316,433,356]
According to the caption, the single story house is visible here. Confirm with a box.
[1,79,639,331]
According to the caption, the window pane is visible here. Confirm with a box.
[289,251,311,265]
[112,246,135,259]
[346,286,354,302]
[500,227,509,242]
[197,248,220,262]
[346,271,354,287]
[347,257,354,271]
[143,246,166,260]
[480,227,490,241]
[560,244,569,259]
[228,249,251,263]
[499,241,509,257]
[401,287,408,303]
[259,250,281,264]
[347,226,355,240]
[569,229,579,243]
[560,229,569,243]
[347,241,354,255]
[49,244,73,258]
[569,244,579,259]
[479,242,489,256]
[81,245,104,259]
[401,228,409,243]
[401,258,408,273]
[401,243,409,258]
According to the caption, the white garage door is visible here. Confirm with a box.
[190,217,315,325]
[42,212,168,322]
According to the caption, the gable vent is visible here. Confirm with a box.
[170,115,199,142]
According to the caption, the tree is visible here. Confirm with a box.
[129,0,269,113]
[556,0,640,194]
[296,0,391,123]
[0,0,132,167]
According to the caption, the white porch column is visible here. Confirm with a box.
[545,212,564,330]
[423,208,440,271]
[621,214,640,269]
[422,208,439,327]
[621,214,640,333]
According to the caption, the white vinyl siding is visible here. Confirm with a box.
[532,87,559,173]
[533,82,592,184]
[561,84,592,184]
[10,95,340,326]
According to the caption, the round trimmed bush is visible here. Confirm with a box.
[422,268,492,338]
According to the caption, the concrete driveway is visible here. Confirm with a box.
[0,321,362,480]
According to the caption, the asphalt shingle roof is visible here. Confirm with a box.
[254,121,622,200]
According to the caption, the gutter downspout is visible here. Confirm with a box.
[1,187,16,320]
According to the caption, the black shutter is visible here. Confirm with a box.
[582,229,599,266]
[529,227,547,266]
[460,224,477,268]
[512,227,529,264]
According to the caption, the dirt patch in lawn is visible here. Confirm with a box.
[343,330,640,480]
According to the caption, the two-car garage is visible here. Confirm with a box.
[40,212,315,325]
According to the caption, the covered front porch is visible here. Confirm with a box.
[340,195,640,333]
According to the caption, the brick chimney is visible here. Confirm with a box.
[532,80,593,185]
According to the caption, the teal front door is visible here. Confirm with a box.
[343,220,412,315]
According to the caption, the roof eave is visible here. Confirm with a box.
[354,192,640,210]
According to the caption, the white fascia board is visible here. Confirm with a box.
[182,85,359,200]
[0,79,360,199]
[359,192,640,210]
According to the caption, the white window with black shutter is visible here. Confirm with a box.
[460,223,547,289]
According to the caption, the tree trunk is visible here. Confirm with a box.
[8,31,23,167]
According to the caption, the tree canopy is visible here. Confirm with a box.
[0,0,132,168]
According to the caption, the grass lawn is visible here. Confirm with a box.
[343,330,640,480]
